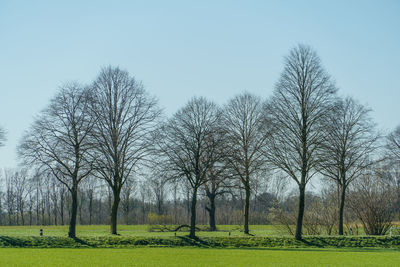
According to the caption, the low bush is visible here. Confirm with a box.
[0,235,398,249]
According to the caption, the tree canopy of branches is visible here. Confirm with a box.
[90,66,160,235]
[318,97,379,235]
[157,97,223,238]
[18,83,94,238]
[387,125,400,161]
[222,92,271,234]
[266,44,337,240]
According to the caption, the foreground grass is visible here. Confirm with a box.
[0,247,399,267]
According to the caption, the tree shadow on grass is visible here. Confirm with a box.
[233,247,400,252]
[300,237,327,248]
[72,237,96,248]
[175,236,211,248]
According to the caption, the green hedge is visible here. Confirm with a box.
[0,236,399,249]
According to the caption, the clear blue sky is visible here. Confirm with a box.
[0,0,399,169]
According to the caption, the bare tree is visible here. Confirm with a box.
[18,83,94,238]
[0,127,6,147]
[348,165,395,235]
[121,177,135,224]
[3,170,16,225]
[265,44,337,240]
[13,169,30,225]
[157,97,223,238]
[82,177,98,225]
[318,97,379,235]
[149,170,168,216]
[386,127,400,219]
[387,125,400,161]
[222,92,271,234]
[89,66,160,235]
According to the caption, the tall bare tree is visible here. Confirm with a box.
[265,44,337,240]
[222,92,271,234]
[157,97,223,238]
[18,83,94,238]
[318,97,379,235]
[89,66,160,235]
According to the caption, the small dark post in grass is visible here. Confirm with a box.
[229,231,231,236]
[40,229,43,236]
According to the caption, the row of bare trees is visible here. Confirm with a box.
[1,44,398,240]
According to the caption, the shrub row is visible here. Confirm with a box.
[0,236,399,249]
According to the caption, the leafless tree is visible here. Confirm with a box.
[317,97,379,235]
[387,125,400,161]
[89,66,160,235]
[157,97,223,238]
[149,170,168,216]
[82,177,98,225]
[13,169,30,225]
[265,44,337,240]
[18,83,94,238]
[0,127,6,147]
[222,92,271,234]
[386,126,400,219]
[3,169,16,225]
[348,165,395,235]
[121,177,135,224]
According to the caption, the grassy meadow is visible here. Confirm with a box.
[0,224,285,238]
[0,247,399,267]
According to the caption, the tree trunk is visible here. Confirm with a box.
[295,184,305,240]
[29,206,32,226]
[54,200,57,226]
[338,184,346,235]
[36,190,40,225]
[89,192,93,225]
[68,188,78,238]
[20,205,25,226]
[110,188,121,235]
[206,192,217,231]
[60,192,64,226]
[243,184,250,234]
[189,187,198,239]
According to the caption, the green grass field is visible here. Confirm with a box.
[0,224,287,237]
[0,247,399,267]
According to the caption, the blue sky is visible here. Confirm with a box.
[0,0,399,169]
